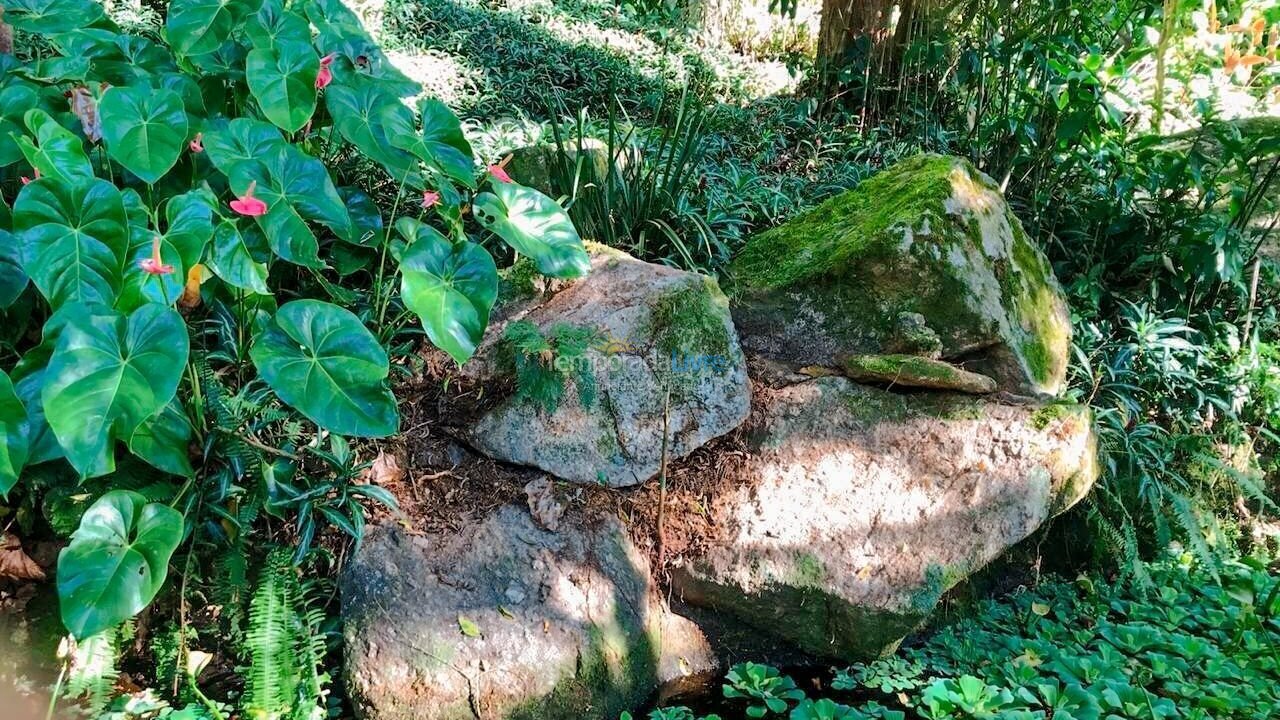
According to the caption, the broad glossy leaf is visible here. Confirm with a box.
[304,0,419,96]
[396,218,496,365]
[129,401,194,478]
[473,181,590,279]
[0,229,28,307]
[206,221,269,295]
[396,99,475,187]
[57,490,183,639]
[17,109,94,185]
[202,117,285,179]
[250,300,398,437]
[244,0,311,48]
[119,191,214,310]
[42,304,189,477]
[0,85,39,167]
[0,370,29,498]
[166,0,260,57]
[246,39,318,133]
[14,178,129,309]
[99,86,189,185]
[325,79,422,186]
[1,0,105,35]
[340,186,384,247]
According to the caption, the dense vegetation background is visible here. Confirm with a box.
[0,0,1277,718]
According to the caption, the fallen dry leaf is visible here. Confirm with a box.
[0,533,46,581]
[362,450,405,485]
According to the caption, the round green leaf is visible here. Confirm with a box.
[57,490,183,639]
[325,76,423,187]
[395,98,475,188]
[0,369,29,499]
[1,0,105,35]
[246,39,318,133]
[42,304,189,478]
[13,178,129,310]
[250,300,398,437]
[129,401,194,478]
[396,218,497,365]
[472,181,590,279]
[99,86,189,185]
[206,221,270,295]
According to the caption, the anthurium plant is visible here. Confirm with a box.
[0,0,588,640]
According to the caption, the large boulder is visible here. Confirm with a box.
[343,507,715,720]
[729,154,1071,396]
[671,376,1097,660]
[467,247,751,487]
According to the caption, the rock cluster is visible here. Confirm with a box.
[343,154,1099,719]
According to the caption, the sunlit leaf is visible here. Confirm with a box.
[473,180,590,279]
[396,217,496,365]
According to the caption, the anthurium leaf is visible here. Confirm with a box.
[206,221,270,295]
[201,117,286,179]
[1,0,105,35]
[472,181,590,279]
[250,299,398,437]
[99,86,189,185]
[166,0,261,57]
[0,85,40,167]
[42,304,189,478]
[304,0,419,96]
[0,369,29,499]
[118,191,214,310]
[17,109,95,185]
[57,489,183,639]
[14,178,129,310]
[128,401,194,478]
[396,217,497,365]
[397,98,475,188]
[325,78,423,187]
[246,39,318,133]
[0,229,29,307]
[244,0,312,49]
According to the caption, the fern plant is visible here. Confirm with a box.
[242,550,329,720]
[501,321,601,413]
[62,621,133,717]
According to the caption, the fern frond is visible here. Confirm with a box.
[63,622,130,716]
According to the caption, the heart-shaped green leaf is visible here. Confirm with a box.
[246,39,318,133]
[14,178,129,310]
[206,221,270,295]
[244,0,312,49]
[129,401,194,478]
[57,490,183,639]
[396,218,497,365]
[201,117,286,179]
[0,85,40,167]
[0,229,29,307]
[1,0,105,35]
[396,98,475,188]
[0,369,29,499]
[250,299,398,437]
[166,0,260,57]
[17,109,94,185]
[473,181,590,279]
[99,86,189,185]
[42,304,189,478]
[325,78,422,187]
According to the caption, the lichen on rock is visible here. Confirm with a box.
[729,153,1071,396]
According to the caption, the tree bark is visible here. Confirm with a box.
[814,0,898,103]
[0,8,13,56]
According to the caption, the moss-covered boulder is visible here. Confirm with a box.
[343,509,715,720]
[730,154,1071,396]
[466,247,751,488]
[671,377,1097,660]
[504,139,615,199]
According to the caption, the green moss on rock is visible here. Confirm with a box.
[842,354,998,394]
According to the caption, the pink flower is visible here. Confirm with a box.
[230,180,269,217]
[138,236,175,276]
[316,53,336,90]
[421,190,440,209]
[488,163,513,183]
[20,168,40,185]
[189,132,203,153]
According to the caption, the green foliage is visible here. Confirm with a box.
[57,490,183,639]
[242,550,329,720]
[723,662,806,718]
[63,622,132,718]
[500,320,600,413]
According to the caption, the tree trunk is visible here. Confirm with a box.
[814,0,897,101]
[0,7,13,56]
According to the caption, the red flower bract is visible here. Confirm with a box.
[139,236,175,276]
[230,180,269,217]
[488,164,513,183]
[189,132,204,153]
[316,53,336,90]
[422,190,441,209]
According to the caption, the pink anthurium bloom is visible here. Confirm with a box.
[139,236,175,276]
[189,132,204,153]
[230,180,269,217]
[20,168,40,185]
[422,190,441,209]
[488,163,513,183]
[316,53,337,90]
